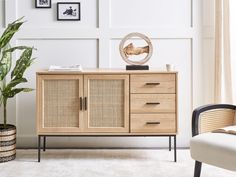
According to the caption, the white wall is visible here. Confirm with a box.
[0,0,204,148]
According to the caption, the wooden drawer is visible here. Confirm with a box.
[131,94,176,113]
[131,114,176,133]
[130,74,176,93]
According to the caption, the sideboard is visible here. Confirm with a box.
[36,69,178,162]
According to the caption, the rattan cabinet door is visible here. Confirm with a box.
[37,75,83,133]
[84,75,129,132]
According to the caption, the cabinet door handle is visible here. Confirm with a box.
[84,97,87,110]
[146,102,160,105]
[146,121,161,125]
[80,97,83,110]
[145,83,160,85]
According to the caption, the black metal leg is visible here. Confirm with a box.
[43,136,46,151]
[174,135,177,162]
[38,135,41,162]
[194,161,202,177]
[169,136,171,151]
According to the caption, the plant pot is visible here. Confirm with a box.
[0,124,16,163]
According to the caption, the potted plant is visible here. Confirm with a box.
[0,18,35,163]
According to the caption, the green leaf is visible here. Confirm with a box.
[0,46,30,81]
[11,47,34,79]
[8,17,25,27]
[5,78,27,89]
[4,46,31,53]
[22,88,34,92]
[0,17,25,49]
[2,87,33,98]
[0,45,12,80]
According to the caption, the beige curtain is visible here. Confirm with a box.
[214,0,233,103]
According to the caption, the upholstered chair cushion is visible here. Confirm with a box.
[190,132,236,171]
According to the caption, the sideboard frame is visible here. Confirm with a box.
[36,70,178,163]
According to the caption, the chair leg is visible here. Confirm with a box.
[38,135,41,162]
[174,135,177,162]
[194,161,202,177]
[43,136,46,152]
[169,136,171,151]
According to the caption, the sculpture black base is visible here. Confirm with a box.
[126,65,149,70]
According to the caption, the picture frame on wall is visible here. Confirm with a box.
[35,0,51,8]
[57,2,81,21]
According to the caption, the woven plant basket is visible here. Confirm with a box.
[0,124,16,163]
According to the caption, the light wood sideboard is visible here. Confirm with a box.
[36,69,178,162]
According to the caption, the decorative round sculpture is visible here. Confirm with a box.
[119,32,153,65]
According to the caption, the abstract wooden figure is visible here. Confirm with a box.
[123,43,149,58]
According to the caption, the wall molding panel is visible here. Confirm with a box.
[1,0,204,148]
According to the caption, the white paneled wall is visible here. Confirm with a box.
[17,0,98,28]
[0,0,205,148]
[110,0,191,28]
[0,1,4,28]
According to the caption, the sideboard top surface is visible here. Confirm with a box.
[36,69,178,75]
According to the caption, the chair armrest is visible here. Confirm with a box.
[192,104,236,137]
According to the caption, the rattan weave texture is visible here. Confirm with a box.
[199,109,235,133]
[44,80,80,128]
[89,80,125,127]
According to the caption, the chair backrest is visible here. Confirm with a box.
[199,109,235,133]
[234,112,236,125]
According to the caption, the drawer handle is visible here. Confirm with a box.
[146,121,161,125]
[145,83,160,85]
[146,102,160,105]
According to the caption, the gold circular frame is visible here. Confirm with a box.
[119,32,153,65]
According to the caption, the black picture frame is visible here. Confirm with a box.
[57,2,81,21]
[35,0,51,8]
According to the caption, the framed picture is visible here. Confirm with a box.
[57,2,81,21]
[35,0,51,8]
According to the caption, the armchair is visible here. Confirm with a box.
[190,104,236,177]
